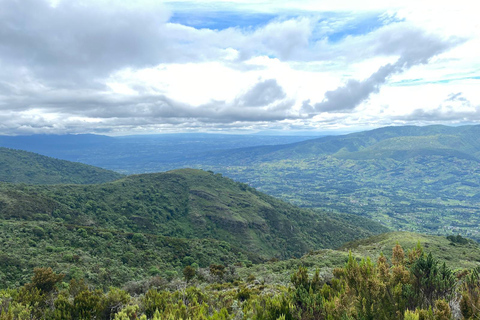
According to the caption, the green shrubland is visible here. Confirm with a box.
[1,243,478,319]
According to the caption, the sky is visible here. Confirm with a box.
[0,0,479,135]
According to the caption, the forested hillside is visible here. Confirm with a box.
[0,169,387,257]
[0,167,388,289]
[0,147,123,184]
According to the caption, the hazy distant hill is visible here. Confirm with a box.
[0,133,319,173]
[167,125,480,240]
[189,125,480,164]
[0,147,123,184]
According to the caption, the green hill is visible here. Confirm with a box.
[0,147,123,184]
[0,169,387,258]
[0,168,387,288]
[173,125,480,241]
[190,125,480,164]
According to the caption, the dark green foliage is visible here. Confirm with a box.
[26,267,64,294]
[447,234,469,245]
[410,253,455,308]
[209,264,226,281]
[460,266,480,319]
[0,168,385,264]
[0,220,253,289]
[0,147,123,184]
[183,266,196,283]
[290,267,323,319]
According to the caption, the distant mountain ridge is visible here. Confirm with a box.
[160,125,480,241]
[0,133,318,173]
[0,147,123,184]
[187,125,480,164]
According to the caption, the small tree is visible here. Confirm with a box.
[209,264,226,280]
[183,266,196,283]
[27,267,65,294]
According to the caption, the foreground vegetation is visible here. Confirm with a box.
[2,242,480,319]
[0,220,259,289]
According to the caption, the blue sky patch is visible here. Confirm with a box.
[392,76,480,86]
[169,11,278,30]
[326,14,388,43]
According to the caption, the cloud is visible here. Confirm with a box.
[0,1,175,84]
[235,79,286,107]
[312,63,396,112]
[396,92,480,122]
[445,92,468,102]
[308,28,461,113]
[0,77,301,134]
[0,0,476,135]
[0,1,311,82]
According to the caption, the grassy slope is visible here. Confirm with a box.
[0,147,123,184]
[237,231,480,286]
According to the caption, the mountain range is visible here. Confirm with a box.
[2,124,480,289]
[172,125,480,240]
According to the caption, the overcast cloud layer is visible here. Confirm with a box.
[0,0,478,135]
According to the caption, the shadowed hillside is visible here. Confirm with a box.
[0,147,123,184]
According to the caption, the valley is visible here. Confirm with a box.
[1,125,480,319]
[5,125,478,240]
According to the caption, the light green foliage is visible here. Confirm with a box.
[0,244,478,319]
[114,305,139,320]
[404,310,419,320]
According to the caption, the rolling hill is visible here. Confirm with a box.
[0,166,388,288]
[0,169,387,258]
[185,125,480,164]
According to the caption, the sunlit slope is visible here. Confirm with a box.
[239,231,480,286]
[193,125,480,164]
